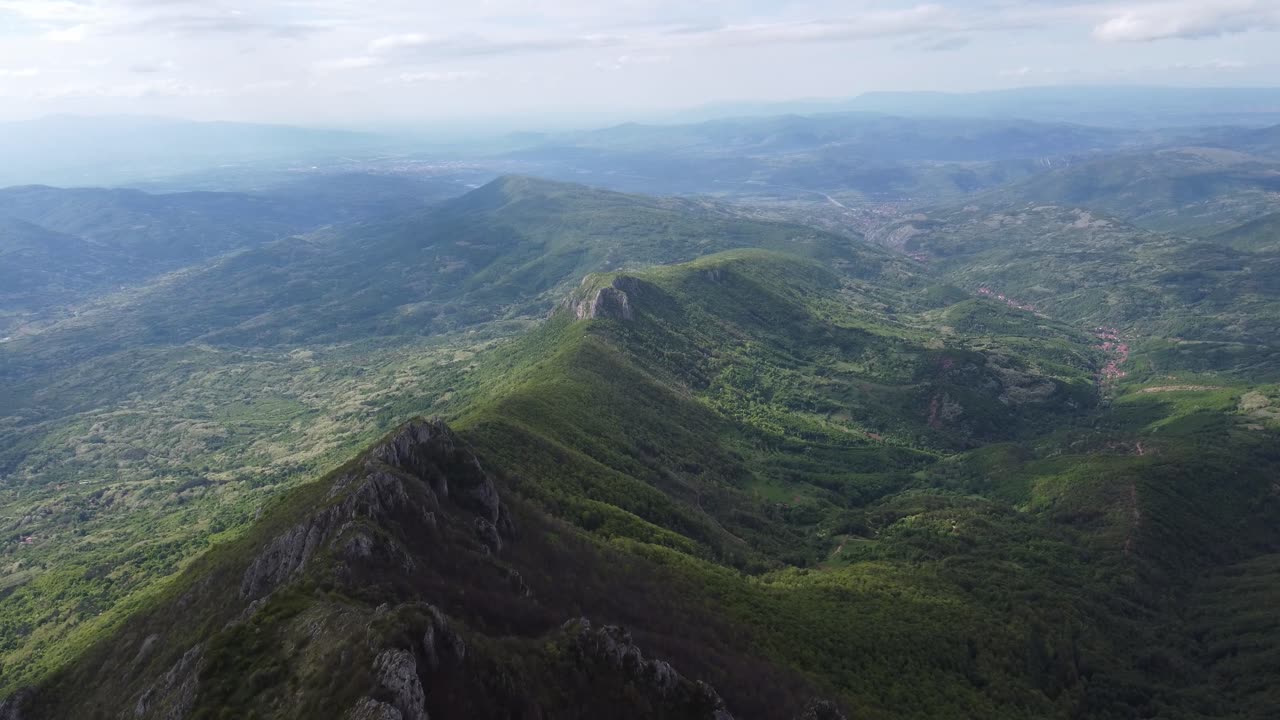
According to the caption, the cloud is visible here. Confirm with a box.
[367,30,624,60]
[1093,0,1280,42]
[33,78,222,100]
[43,23,91,43]
[125,12,324,38]
[369,33,432,54]
[999,58,1253,78]
[917,35,971,52]
[0,67,40,78]
[596,54,671,71]
[0,1,104,23]
[393,70,485,83]
[352,4,976,68]
[129,59,180,74]
[315,56,382,72]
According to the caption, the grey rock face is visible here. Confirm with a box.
[133,644,204,720]
[345,697,403,720]
[563,619,735,720]
[369,420,501,525]
[130,633,161,670]
[574,276,640,321]
[420,604,466,672]
[239,507,337,601]
[474,517,501,553]
[240,420,509,602]
[793,699,848,720]
[0,689,32,720]
[373,649,427,720]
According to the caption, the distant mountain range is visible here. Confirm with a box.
[0,115,393,188]
[669,86,1280,128]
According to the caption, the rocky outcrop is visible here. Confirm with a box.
[372,649,427,720]
[793,699,848,720]
[345,697,403,720]
[0,690,32,720]
[419,603,466,672]
[133,644,203,720]
[563,619,735,720]
[240,420,511,603]
[573,276,643,321]
[367,420,502,527]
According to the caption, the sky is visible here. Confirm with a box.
[1,0,1279,126]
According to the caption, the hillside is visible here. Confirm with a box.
[0,176,462,336]
[997,147,1280,236]
[870,202,1280,374]
[7,250,1280,719]
[1210,212,1280,252]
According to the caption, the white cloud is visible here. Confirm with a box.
[596,54,671,71]
[1093,0,1280,42]
[315,55,382,71]
[393,69,485,83]
[999,58,1254,78]
[0,1,104,23]
[0,67,40,78]
[129,59,180,74]
[2,0,1280,124]
[369,33,432,54]
[33,78,222,100]
[43,23,91,43]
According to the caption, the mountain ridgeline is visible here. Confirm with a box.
[1,173,1279,719]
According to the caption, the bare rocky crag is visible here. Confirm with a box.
[561,619,736,720]
[572,275,651,321]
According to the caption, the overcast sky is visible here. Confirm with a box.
[1,0,1278,126]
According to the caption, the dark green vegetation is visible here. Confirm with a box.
[2,156,1280,719]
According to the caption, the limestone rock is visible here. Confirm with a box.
[240,420,509,603]
[345,697,403,720]
[563,618,735,719]
[372,649,427,720]
[574,276,641,321]
[793,699,848,720]
[0,689,32,720]
[133,644,203,720]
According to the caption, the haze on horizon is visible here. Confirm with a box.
[1,0,1279,128]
